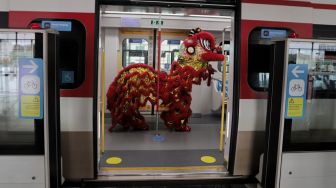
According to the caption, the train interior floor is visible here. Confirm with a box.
[99,113,227,176]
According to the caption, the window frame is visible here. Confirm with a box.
[121,38,149,67]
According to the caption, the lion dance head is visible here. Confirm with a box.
[178,27,224,71]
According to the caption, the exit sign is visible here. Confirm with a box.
[151,19,164,27]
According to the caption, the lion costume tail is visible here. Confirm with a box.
[106,64,158,131]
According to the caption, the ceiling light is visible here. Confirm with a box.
[104,11,184,16]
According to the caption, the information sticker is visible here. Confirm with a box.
[285,64,308,119]
[19,58,44,119]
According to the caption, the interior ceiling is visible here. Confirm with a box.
[100,5,232,32]
[101,5,233,18]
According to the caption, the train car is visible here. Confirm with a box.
[0,0,336,187]
[0,0,96,182]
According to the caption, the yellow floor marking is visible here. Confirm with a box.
[200,156,216,164]
[106,157,122,165]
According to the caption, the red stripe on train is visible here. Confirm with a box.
[9,11,95,98]
[312,3,336,10]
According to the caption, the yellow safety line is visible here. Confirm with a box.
[100,165,224,171]
[219,54,227,152]
[101,50,106,154]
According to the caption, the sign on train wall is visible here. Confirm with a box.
[285,64,308,119]
[19,58,44,119]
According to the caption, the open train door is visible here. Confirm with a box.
[259,39,336,188]
[0,29,61,188]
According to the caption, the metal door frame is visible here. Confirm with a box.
[92,0,241,180]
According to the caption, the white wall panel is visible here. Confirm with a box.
[280,152,336,188]
[312,0,336,4]
[0,184,44,188]
[104,28,119,113]
[238,99,267,131]
[60,97,93,132]
[0,156,45,184]
[9,0,95,13]
[0,0,9,11]
[242,3,312,23]
[313,9,336,25]
[191,82,213,114]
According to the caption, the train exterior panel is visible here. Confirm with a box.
[235,0,336,178]
[6,0,96,180]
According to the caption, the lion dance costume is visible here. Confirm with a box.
[107,28,224,132]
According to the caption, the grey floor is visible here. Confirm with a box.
[104,114,222,150]
[100,114,226,173]
[100,149,224,168]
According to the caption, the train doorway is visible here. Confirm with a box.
[95,3,236,180]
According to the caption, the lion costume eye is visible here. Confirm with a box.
[187,46,195,55]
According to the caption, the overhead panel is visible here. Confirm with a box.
[100,6,232,31]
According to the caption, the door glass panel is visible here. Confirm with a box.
[287,41,336,145]
[122,38,148,67]
[0,32,35,145]
[161,40,182,72]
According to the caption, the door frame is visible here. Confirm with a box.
[92,0,241,179]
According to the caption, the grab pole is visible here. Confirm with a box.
[219,29,227,152]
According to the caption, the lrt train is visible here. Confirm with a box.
[0,0,336,188]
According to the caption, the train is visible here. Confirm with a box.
[0,0,336,187]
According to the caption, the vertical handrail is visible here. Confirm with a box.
[155,13,162,136]
[101,49,106,154]
[219,55,227,152]
[219,29,227,152]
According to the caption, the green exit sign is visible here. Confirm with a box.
[151,19,164,27]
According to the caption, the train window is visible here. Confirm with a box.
[288,41,336,98]
[284,41,336,150]
[30,19,86,89]
[0,32,41,152]
[248,28,292,91]
[122,38,148,67]
[216,44,230,73]
[57,20,86,89]
[161,40,182,71]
